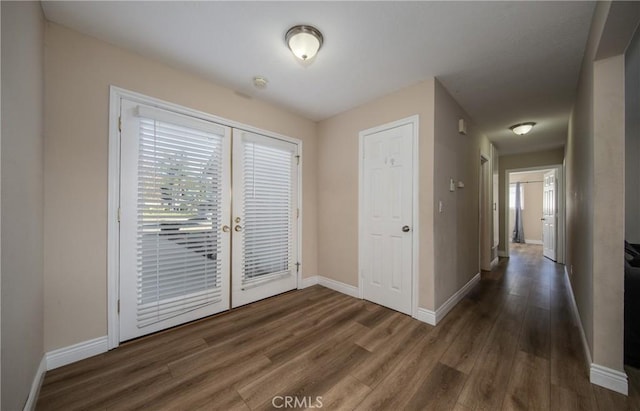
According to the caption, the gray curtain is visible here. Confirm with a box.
[512,182,525,243]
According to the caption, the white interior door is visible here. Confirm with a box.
[543,169,557,261]
[231,130,298,308]
[361,123,413,315]
[119,100,231,341]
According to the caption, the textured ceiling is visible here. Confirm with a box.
[42,1,595,154]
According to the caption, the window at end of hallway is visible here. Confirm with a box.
[509,185,525,210]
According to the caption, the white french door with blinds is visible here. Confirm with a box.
[118,99,299,341]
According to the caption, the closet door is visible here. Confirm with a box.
[119,100,231,341]
[231,130,299,307]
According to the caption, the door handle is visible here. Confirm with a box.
[222,225,230,233]
[402,225,411,232]
[234,225,243,232]
[540,218,546,221]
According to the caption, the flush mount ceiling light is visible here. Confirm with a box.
[286,25,323,61]
[509,122,536,135]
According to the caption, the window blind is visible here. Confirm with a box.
[241,141,294,288]
[136,116,224,327]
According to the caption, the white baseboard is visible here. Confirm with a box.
[413,273,480,327]
[23,356,47,411]
[525,239,543,245]
[46,336,108,370]
[415,307,436,325]
[591,364,628,395]
[317,276,359,298]
[435,273,481,323]
[498,250,509,258]
[490,257,499,269]
[563,266,628,395]
[299,275,319,289]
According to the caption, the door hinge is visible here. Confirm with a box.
[295,155,300,165]
[117,207,121,223]
[296,262,301,273]
[297,208,300,219]
[117,299,120,314]
[118,116,122,133]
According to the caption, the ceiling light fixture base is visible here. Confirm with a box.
[509,122,536,135]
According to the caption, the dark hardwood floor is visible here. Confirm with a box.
[36,244,640,410]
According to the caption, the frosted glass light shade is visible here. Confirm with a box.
[510,122,536,135]
[286,25,323,61]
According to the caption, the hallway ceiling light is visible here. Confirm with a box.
[286,25,323,61]
[509,122,536,135]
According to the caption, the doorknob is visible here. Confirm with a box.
[234,225,243,232]
[222,225,230,233]
[402,225,411,232]
[540,218,546,221]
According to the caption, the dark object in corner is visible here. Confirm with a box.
[625,242,640,367]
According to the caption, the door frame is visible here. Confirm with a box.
[479,154,490,272]
[357,115,420,319]
[503,164,565,263]
[107,86,303,349]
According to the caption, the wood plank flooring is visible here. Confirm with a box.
[36,244,640,410]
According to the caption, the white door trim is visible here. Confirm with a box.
[503,164,565,263]
[107,86,303,349]
[358,115,419,319]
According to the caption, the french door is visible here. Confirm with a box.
[231,130,298,308]
[119,99,298,341]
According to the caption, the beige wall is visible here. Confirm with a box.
[592,54,625,371]
[509,171,545,243]
[317,79,436,309]
[317,78,490,311]
[1,2,45,409]
[44,23,318,351]
[565,0,599,359]
[433,80,491,307]
[566,1,635,374]
[498,148,565,254]
[626,27,640,243]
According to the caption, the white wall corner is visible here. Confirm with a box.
[435,273,481,323]
[415,307,436,325]
[46,336,108,370]
[490,257,499,269]
[299,275,319,289]
[563,267,628,395]
[23,356,47,411]
[563,266,593,366]
[590,364,628,395]
[317,276,359,298]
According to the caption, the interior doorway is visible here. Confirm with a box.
[506,166,564,263]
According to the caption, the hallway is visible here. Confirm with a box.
[36,245,640,410]
[499,243,640,410]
